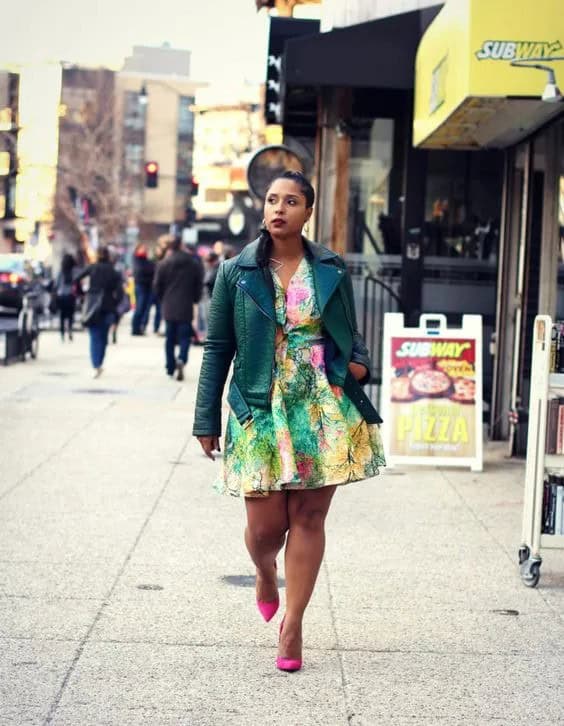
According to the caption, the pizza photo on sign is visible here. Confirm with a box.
[450,376,476,404]
[391,375,415,402]
[409,368,453,399]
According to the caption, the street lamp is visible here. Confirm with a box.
[511,57,564,103]
[138,83,148,105]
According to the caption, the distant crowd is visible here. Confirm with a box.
[48,237,235,378]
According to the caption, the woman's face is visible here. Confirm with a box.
[264,178,313,240]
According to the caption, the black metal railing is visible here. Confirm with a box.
[361,275,403,409]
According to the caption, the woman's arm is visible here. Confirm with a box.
[192,262,236,439]
[342,268,371,384]
[73,265,91,283]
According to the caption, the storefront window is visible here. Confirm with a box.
[423,150,503,261]
[348,119,396,255]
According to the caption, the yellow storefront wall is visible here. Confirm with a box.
[413,0,563,149]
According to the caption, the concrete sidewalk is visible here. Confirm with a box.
[0,325,563,725]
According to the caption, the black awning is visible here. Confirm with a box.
[283,7,441,89]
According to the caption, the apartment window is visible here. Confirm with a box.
[124,143,144,176]
[124,91,145,131]
[178,96,194,136]
[177,141,193,183]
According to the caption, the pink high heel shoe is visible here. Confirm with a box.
[276,617,302,672]
[257,597,279,622]
[256,563,279,622]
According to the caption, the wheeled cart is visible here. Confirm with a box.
[520,315,564,586]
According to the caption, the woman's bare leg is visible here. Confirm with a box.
[281,485,336,658]
[244,492,288,603]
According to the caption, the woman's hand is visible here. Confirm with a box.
[348,361,368,382]
[197,435,221,461]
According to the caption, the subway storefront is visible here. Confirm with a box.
[413,0,564,453]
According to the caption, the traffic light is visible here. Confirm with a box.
[145,161,159,188]
[190,176,199,196]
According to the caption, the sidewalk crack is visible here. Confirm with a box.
[323,559,356,725]
[42,434,191,725]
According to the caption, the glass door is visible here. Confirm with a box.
[507,136,548,455]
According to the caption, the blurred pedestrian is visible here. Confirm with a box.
[76,246,122,378]
[204,251,220,297]
[185,241,206,345]
[54,253,78,341]
[193,171,385,673]
[131,243,155,336]
[111,271,131,344]
[148,245,166,335]
[153,236,203,381]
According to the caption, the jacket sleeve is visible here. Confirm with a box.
[192,262,236,436]
[342,267,372,385]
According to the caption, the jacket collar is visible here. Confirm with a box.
[236,237,339,269]
[235,237,344,317]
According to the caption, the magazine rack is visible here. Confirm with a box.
[520,315,564,586]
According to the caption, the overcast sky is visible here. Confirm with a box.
[2,0,274,84]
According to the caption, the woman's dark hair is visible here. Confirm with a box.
[256,170,315,268]
[97,246,110,263]
[61,253,75,283]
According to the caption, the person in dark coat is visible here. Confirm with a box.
[131,243,155,336]
[54,253,78,341]
[153,236,204,380]
[75,246,122,378]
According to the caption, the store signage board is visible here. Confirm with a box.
[381,313,483,471]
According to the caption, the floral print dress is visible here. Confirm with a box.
[216,257,386,497]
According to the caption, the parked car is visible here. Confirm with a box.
[0,254,48,314]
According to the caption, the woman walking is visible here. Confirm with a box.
[76,246,121,378]
[193,171,385,672]
[54,253,77,341]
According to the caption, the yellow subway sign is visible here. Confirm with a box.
[414,0,563,148]
[475,39,562,61]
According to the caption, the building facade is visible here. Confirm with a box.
[262,0,563,451]
[0,46,202,263]
[190,83,266,244]
[0,70,19,253]
[116,45,202,250]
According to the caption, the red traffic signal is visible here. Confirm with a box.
[145,161,159,188]
[190,176,199,196]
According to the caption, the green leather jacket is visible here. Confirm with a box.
[192,238,382,436]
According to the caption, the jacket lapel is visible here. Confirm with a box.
[236,240,275,321]
[238,268,276,321]
[311,258,345,314]
[236,237,343,320]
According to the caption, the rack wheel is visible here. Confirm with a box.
[520,559,541,588]
[518,545,530,565]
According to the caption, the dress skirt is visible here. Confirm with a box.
[215,257,386,498]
